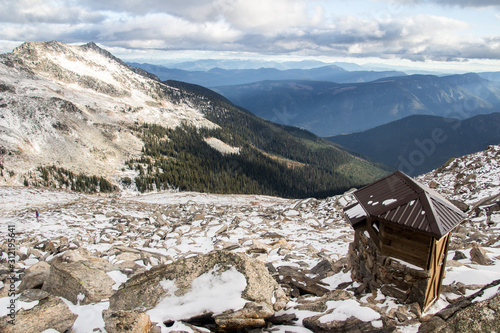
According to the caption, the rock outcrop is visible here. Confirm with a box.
[0,291,78,333]
[107,250,288,331]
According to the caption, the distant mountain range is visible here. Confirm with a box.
[478,72,500,83]
[152,59,332,71]
[327,113,500,176]
[0,41,386,197]
[213,74,500,136]
[128,62,406,87]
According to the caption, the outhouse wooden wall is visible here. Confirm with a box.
[363,217,434,269]
[349,221,452,311]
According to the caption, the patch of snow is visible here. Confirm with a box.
[159,279,178,294]
[147,267,247,324]
[382,199,397,206]
[320,299,380,323]
[321,271,353,290]
[76,293,85,304]
[107,271,129,290]
[475,284,500,303]
[345,203,367,219]
[443,247,500,286]
[61,298,109,333]
[204,137,240,155]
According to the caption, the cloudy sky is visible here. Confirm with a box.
[1,0,499,71]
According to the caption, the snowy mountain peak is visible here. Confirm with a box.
[0,41,216,185]
[10,41,158,98]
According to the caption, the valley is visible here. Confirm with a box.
[213,74,500,137]
[327,113,500,176]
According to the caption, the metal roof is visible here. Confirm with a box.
[344,171,466,238]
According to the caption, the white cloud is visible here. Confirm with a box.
[96,12,243,49]
[391,0,500,8]
[0,0,498,64]
[0,0,103,24]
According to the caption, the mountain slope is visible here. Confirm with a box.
[0,41,215,181]
[129,62,406,87]
[327,113,500,176]
[214,74,500,136]
[0,41,386,197]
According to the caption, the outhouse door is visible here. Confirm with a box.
[423,233,451,312]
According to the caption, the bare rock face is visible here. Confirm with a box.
[0,294,78,333]
[418,279,500,333]
[42,260,115,305]
[107,250,288,331]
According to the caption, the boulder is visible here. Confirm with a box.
[214,302,274,331]
[310,258,346,279]
[50,248,114,271]
[18,261,51,291]
[452,251,467,261]
[277,265,330,297]
[296,289,352,312]
[0,295,78,333]
[418,279,500,333]
[470,244,492,265]
[107,250,288,332]
[450,200,469,213]
[303,305,393,333]
[42,260,115,304]
[103,310,154,333]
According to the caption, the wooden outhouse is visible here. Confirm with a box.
[344,171,466,311]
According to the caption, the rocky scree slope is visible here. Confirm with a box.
[0,145,499,332]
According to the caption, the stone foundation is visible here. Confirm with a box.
[348,229,430,308]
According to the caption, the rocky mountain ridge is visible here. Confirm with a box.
[0,41,214,184]
[0,41,385,197]
[0,145,499,332]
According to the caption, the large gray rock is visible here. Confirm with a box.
[470,244,492,265]
[0,294,78,333]
[42,260,115,304]
[418,279,500,333]
[277,265,330,297]
[18,261,51,291]
[50,248,114,271]
[103,310,154,333]
[108,250,288,331]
